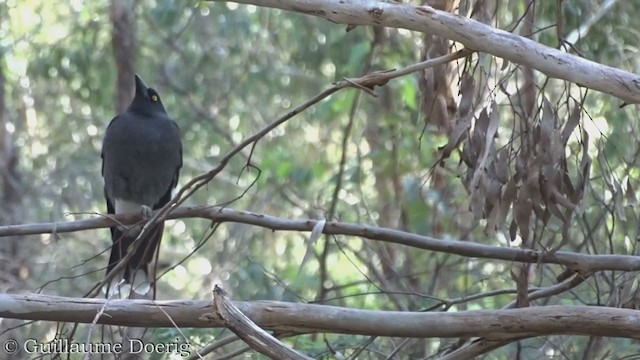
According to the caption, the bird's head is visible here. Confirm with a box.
[128,74,167,115]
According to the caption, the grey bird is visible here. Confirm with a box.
[102,74,182,297]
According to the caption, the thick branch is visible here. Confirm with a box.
[1,293,640,339]
[212,286,313,360]
[1,206,639,272]
[214,0,640,104]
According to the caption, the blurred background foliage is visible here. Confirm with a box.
[1,0,640,358]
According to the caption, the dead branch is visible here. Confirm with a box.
[1,293,640,340]
[210,0,640,104]
[212,285,313,360]
[0,206,639,272]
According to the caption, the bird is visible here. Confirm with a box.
[101,74,182,298]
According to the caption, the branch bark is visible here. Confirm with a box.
[0,206,638,272]
[110,0,137,113]
[1,293,640,339]
[212,285,313,360]
[211,0,640,104]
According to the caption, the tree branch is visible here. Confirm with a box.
[212,285,313,360]
[1,206,640,272]
[212,0,640,104]
[1,293,640,339]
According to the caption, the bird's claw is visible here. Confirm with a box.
[139,205,153,220]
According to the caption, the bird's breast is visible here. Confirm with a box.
[103,115,181,206]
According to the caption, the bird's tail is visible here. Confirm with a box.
[104,224,163,298]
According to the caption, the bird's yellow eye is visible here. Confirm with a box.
[151,95,159,102]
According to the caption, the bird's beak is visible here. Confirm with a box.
[134,74,148,97]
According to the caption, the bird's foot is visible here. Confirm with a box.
[139,205,153,220]
[102,271,126,298]
[118,205,151,237]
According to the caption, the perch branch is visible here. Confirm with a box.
[0,206,639,272]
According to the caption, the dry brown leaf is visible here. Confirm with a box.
[495,148,510,184]
[551,187,576,211]
[514,191,533,245]
[298,219,326,276]
[525,170,542,204]
[486,177,502,203]
[475,106,490,137]
[458,74,475,116]
[615,181,627,222]
[470,103,500,191]
[626,178,637,207]
[561,103,581,146]
[484,200,500,236]
[498,177,518,228]
[509,218,518,242]
[470,176,486,221]
[573,130,591,203]
[460,137,477,169]
[562,171,576,201]
[539,97,557,151]
[500,58,510,71]
[597,140,614,192]
[547,203,567,223]
[539,165,553,204]
[550,135,564,163]
[440,112,473,160]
